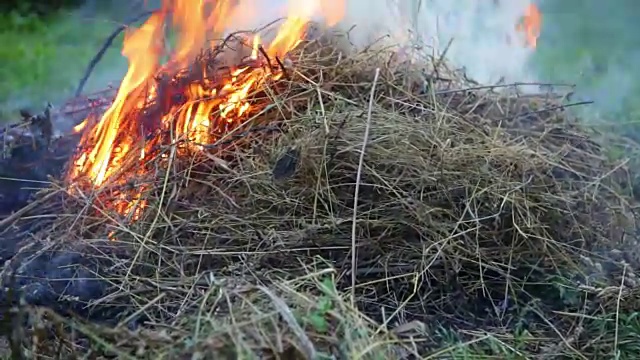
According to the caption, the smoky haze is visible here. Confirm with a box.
[533,0,640,124]
[22,0,640,127]
[119,1,640,127]
[12,0,640,127]
[4,0,538,117]
[219,0,537,85]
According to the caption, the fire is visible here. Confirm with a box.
[73,119,87,133]
[67,0,346,220]
[517,3,541,48]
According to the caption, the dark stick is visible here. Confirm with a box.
[74,10,155,97]
[502,100,594,122]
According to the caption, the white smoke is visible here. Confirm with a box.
[399,0,537,84]
[223,0,538,85]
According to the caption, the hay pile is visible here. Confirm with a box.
[4,36,640,359]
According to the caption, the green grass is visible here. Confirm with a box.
[0,10,125,121]
[533,0,640,129]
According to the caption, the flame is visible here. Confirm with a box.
[68,0,346,220]
[517,3,541,48]
[69,12,165,186]
[73,119,87,133]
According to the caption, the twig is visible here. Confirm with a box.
[351,68,380,306]
[75,10,155,97]
[274,56,290,79]
[503,100,593,122]
[613,264,627,357]
[436,81,576,95]
[432,37,453,80]
[257,45,275,72]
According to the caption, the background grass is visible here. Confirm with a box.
[533,0,640,125]
[0,6,127,121]
[3,0,639,125]
[1,0,639,126]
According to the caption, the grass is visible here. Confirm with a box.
[0,9,125,122]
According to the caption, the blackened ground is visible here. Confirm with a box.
[0,236,140,327]
[0,131,140,327]
[0,133,79,215]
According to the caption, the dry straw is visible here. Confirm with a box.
[4,32,640,359]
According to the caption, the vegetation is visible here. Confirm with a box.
[534,0,640,135]
[0,8,125,122]
[0,0,84,16]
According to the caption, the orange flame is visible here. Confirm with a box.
[517,3,541,48]
[68,0,346,220]
[72,119,87,133]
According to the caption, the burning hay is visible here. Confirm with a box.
[2,4,640,360]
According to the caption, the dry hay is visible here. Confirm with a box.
[5,36,640,359]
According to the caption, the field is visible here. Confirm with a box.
[533,0,640,126]
[0,6,126,122]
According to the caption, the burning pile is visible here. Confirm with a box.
[66,1,344,222]
[4,1,640,359]
[61,0,544,225]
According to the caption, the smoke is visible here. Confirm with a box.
[400,0,537,84]
[223,0,538,85]
[76,0,640,124]
[77,1,543,94]
[570,56,637,121]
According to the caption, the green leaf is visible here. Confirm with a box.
[319,276,335,296]
[317,297,332,313]
[307,313,329,333]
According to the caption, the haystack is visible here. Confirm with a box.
[3,34,640,359]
